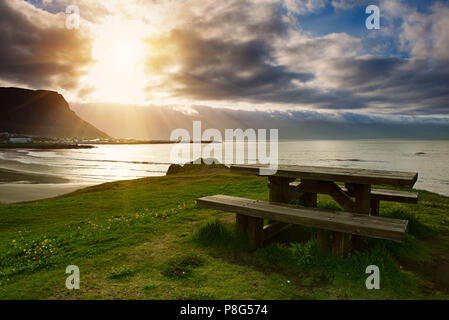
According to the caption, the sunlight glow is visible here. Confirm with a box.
[85,17,148,104]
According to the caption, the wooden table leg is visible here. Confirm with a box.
[292,179,352,255]
[370,198,380,216]
[330,183,371,257]
[297,184,333,253]
[318,229,332,254]
[300,192,317,207]
[297,183,331,253]
[264,176,298,243]
[268,176,297,203]
[236,214,248,232]
[333,232,352,258]
[352,184,371,251]
[247,216,264,250]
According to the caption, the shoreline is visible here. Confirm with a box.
[0,143,95,149]
[0,141,216,149]
[0,182,95,204]
[1,172,448,205]
[0,167,94,204]
[0,168,70,184]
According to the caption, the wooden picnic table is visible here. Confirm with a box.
[230,164,418,256]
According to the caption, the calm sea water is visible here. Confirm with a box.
[0,140,448,196]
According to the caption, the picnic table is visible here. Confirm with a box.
[197,164,418,257]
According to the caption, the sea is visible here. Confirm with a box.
[0,140,448,201]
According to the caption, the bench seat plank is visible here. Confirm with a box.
[289,181,418,204]
[197,195,408,243]
[368,189,418,203]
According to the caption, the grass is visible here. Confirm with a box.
[107,267,135,280]
[191,219,250,250]
[161,255,205,279]
[254,240,415,298]
[0,165,448,299]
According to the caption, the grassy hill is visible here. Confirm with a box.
[0,165,448,299]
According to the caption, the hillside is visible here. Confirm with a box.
[0,88,109,139]
[0,165,448,300]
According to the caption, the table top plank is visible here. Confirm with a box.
[231,164,418,188]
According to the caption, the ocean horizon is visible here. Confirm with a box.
[1,139,448,203]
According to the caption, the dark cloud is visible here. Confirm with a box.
[144,27,373,109]
[328,57,406,88]
[0,1,94,90]
[141,0,449,115]
[328,58,449,113]
[2,0,449,117]
[145,28,315,101]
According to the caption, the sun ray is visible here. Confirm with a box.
[84,17,148,104]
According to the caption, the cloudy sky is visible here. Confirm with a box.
[1,0,449,137]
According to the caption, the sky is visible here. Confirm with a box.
[1,0,449,138]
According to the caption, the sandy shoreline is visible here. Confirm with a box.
[0,183,96,204]
[0,168,70,184]
[0,164,98,203]
[0,166,95,203]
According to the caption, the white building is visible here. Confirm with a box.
[9,137,33,143]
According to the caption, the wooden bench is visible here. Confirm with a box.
[289,181,418,215]
[227,164,418,256]
[197,195,409,255]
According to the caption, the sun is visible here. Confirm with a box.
[85,17,148,104]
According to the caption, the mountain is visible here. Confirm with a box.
[0,87,109,139]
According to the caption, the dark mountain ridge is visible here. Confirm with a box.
[0,87,109,139]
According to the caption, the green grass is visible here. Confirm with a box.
[191,219,250,250]
[106,267,135,280]
[0,165,448,299]
[161,255,205,279]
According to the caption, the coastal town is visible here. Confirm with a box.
[0,132,99,144]
[0,132,214,147]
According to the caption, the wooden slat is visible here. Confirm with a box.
[370,189,418,203]
[197,195,408,242]
[290,181,418,204]
[231,164,418,188]
[340,186,418,204]
[294,180,355,212]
